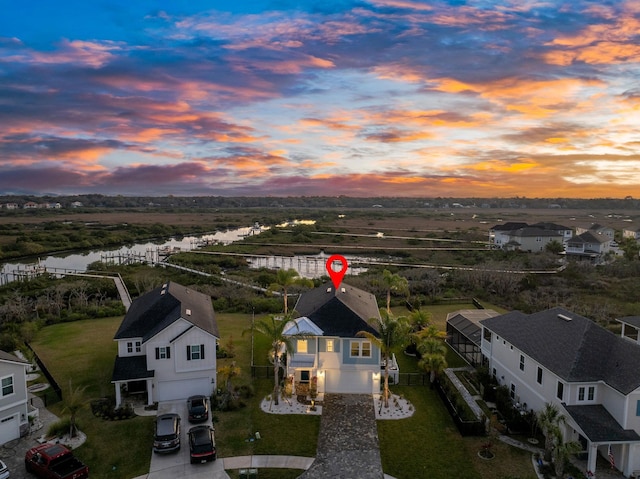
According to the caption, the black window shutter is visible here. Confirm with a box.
[187,345,191,360]
[200,344,205,359]
[155,348,160,360]
[167,347,171,359]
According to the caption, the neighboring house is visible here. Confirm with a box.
[576,223,616,240]
[530,222,574,244]
[489,222,571,250]
[446,309,500,366]
[23,202,38,209]
[623,228,640,242]
[480,307,640,477]
[502,227,563,252]
[4,203,18,210]
[565,231,611,260]
[282,282,383,395]
[0,350,30,445]
[111,281,219,408]
[489,222,528,248]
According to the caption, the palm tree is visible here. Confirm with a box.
[417,338,448,386]
[63,383,87,438]
[358,309,411,407]
[380,269,409,313]
[408,309,432,332]
[269,268,313,314]
[245,313,305,406]
[537,402,565,461]
[552,428,582,478]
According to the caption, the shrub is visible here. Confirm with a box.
[47,417,73,437]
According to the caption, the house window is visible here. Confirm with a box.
[557,381,564,400]
[1,376,13,397]
[135,341,141,353]
[187,344,205,361]
[510,383,516,399]
[636,400,640,417]
[519,355,525,371]
[127,342,133,354]
[300,370,310,383]
[537,367,543,385]
[578,387,585,401]
[350,341,371,357]
[127,341,141,353]
[155,346,171,360]
[588,386,595,401]
[297,340,308,354]
[326,339,334,352]
[483,329,492,342]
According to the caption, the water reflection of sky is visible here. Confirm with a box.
[1,226,257,278]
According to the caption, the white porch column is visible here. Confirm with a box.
[115,383,122,408]
[146,379,154,405]
[317,370,325,394]
[587,443,598,477]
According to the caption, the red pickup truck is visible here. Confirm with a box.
[25,444,89,479]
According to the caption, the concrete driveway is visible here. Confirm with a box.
[147,399,229,479]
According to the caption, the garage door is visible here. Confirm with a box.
[325,370,372,394]
[156,378,211,402]
[0,414,19,445]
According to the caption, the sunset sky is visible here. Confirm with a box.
[1,1,640,198]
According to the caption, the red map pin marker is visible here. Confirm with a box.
[326,254,348,289]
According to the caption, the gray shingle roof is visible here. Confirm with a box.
[564,405,640,442]
[292,282,380,338]
[0,349,28,364]
[111,355,154,382]
[481,307,640,394]
[114,281,218,341]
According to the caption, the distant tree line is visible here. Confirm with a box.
[0,194,638,211]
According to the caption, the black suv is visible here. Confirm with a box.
[187,395,209,423]
[188,425,216,464]
[153,413,181,453]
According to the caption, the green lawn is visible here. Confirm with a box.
[30,305,533,479]
[31,317,154,479]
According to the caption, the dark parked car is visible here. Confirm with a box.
[153,413,181,453]
[187,395,209,423]
[188,425,216,464]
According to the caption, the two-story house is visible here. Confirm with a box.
[576,223,616,240]
[111,281,219,408]
[531,222,574,244]
[0,350,30,445]
[502,227,563,252]
[489,222,571,250]
[565,231,611,260]
[480,307,640,477]
[282,282,382,395]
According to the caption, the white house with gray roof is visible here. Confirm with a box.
[0,350,30,445]
[111,281,219,407]
[480,307,640,477]
[282,282,383,395]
